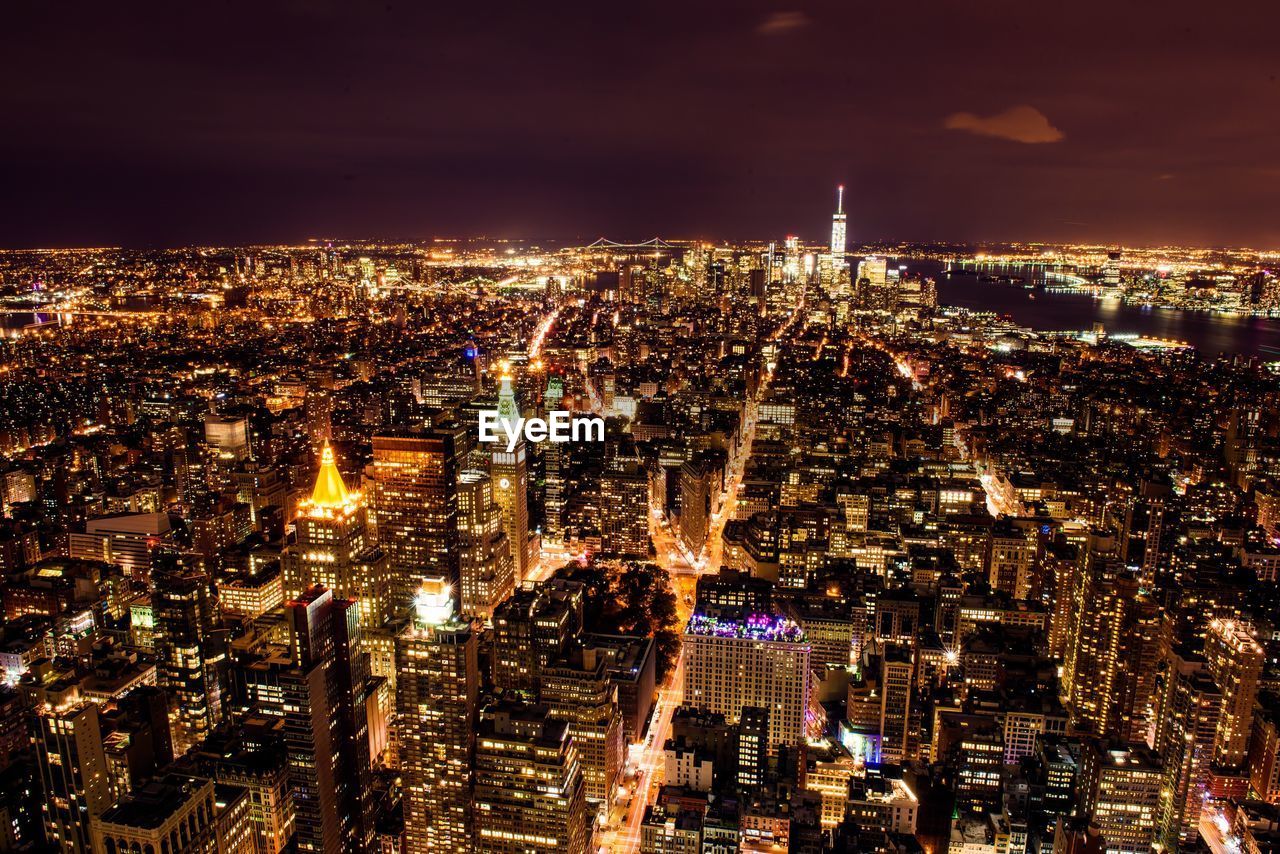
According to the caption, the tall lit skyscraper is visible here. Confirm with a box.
[33,698,110,853]
[457,469,515,620]
[284,586,374,853]
[491,371,531,583]
[283,441,390,628]
[372,427,464,603]
[395,577,479,852]
[151,549,228,755]
[600,462,649,558]
[1248,695,1280,803]
[1205,618,1263,771]
[1101,250,1121,287]
[782,235,801,284]
[542,377,566,541]
[820,188,851,301]
[830,184,847,258]
[879,643,914,763]
[1061,533,1161,742]
[540,651,624,811]
[473,701,590,854]
[491,585,579,694]
[678,458,711,557]
[1156,645,1223,849]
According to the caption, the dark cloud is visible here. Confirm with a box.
[944,106,1064,144]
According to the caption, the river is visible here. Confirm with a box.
[901,259,1280,357]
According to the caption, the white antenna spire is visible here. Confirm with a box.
[837,184,844,215]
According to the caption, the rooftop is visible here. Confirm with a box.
[309,441,351,508]
[98,774,211,831]
[685,613,806,643]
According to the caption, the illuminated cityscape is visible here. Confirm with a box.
[4,3,1280,853]
[3,194,1279,854]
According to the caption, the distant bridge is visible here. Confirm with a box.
[583,237,677,250]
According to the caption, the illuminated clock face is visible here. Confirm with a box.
[499,478,511,490]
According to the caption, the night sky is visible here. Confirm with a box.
[4,0,1279,248]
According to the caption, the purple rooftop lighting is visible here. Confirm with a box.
[685,613,807,643]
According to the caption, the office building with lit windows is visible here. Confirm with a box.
[879,643,914,763]
[1204,618,1264,772]
[395,577,479,852]
[1061,534,1161,742]
[491,584,579,695]
[150,550,228,756]
[284,586,374,852]
[372,427,464,602]
[683,613,811,749]
[540,650,624,811]
[473,701,590,854]
[600,462,650,559]
[456,469,515,621]
[1156,645,1224,848]
[1077,742,1162,854]
[282,441,390,628]
[32,697,111,853]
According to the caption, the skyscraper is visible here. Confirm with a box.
[395,576,479,852]
[1156,644,1223,849]
[830,184,847,258]
[600,462,650,558]
[1101,250,1121,287]
[491,584,579,695]
[151,549,228,755]
[1061,533,1162,742]
[855,255,892,311]
[1248,693,1280,804]
[32,698,111,853]
[879,643,914,763]
[542,377,567,541]
[472,701,590,854]
[283,586,374,853]
[372,426,464,603]
[1225,407,1262,490]
[491,370,531,583]
[540,650,625,812]
[683,612,812,749]
[283,441,390,628]
[1204,618,1263,772]
[457,469,516,620]
[678,458,711,557]
[988,519,1038,600]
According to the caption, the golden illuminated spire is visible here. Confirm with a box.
[310,440,351,507]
